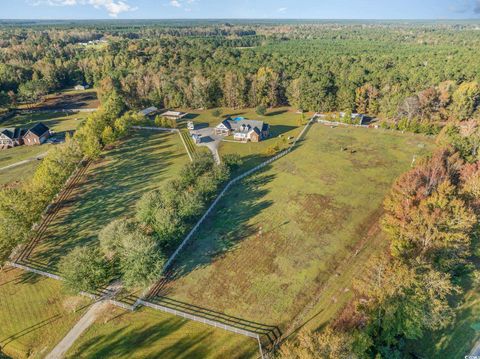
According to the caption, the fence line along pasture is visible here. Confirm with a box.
[138,299,260,339]
[9,261,62,281]
[131,126,194,162]
[8,259,265,356]
[158,115,316,274]
[139,299,266,358]
[7,118,315,359]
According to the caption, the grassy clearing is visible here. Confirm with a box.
[0,160,40,186]
[160,125,435,332]
[181,107,312,171]
[27,130,188,273]
[1,111,89,134]
[0,268,91,359]
[0,144,49,170]
[17,89,99,110]
[66,306,258,359]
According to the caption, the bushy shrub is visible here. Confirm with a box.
[60,246,111,293]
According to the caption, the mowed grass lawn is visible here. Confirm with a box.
[28,130,188,272]
[66,306,258,359]
[0,268,91,358]
[181,107,312,171]
[0,111,89,185]
[162,125,435,330]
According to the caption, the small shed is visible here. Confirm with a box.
[74,84,89,91]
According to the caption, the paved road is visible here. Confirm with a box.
[46,300,109,359]
[0,152,48,172]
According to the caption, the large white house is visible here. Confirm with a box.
[214,117,270,142]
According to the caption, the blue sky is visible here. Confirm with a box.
[1,0,480,19]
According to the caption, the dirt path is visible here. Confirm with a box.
[46,282,122,359]
[0,152,48,172]
[45,300,109,359]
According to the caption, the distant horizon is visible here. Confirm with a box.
[1,18,480,22]
[2,0,480,21]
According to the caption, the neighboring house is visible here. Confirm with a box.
[23,123,50,146]
[138,106,159,117]
[214,117,270,142]
[159,110,188,121]
[74,84,89,91]
[0,128,25,149]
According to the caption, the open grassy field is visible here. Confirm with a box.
[1,111,89,133]
[66,306,258,359]
[17,89,99,111]
[158,125,435,334]
[181,107,312,171]
[26,130,188,273]
[0,160,40,186]
[0,268,91,358]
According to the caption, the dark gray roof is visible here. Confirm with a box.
[27,122,50,137]
[0,128,14,139]
[222,118,265,132]
[0,128,25,139]
[220,119,232,130]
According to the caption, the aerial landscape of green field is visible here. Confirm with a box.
[65,306,258,359]
[0,269,91,358]
[1,4,480,358]
[26,130,188,273]
[160,125,435,328]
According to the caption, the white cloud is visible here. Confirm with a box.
[31,0,137,17]
[277,7,287,13]
[168,0,197,9]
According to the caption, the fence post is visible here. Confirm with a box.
[257,335,265,359]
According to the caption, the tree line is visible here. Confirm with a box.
[60,152,241,292]
[1,24,480,130]
[0,92,138,266]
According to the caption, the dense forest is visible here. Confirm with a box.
[1,21,480,126]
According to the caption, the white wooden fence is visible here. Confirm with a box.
[131,126,193,162]
[159,116,316,273]
[131,126,178,133]
[138,299,259,338]
[9,261,62,281]
[7,119,315,359]
[17,108,98,114]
